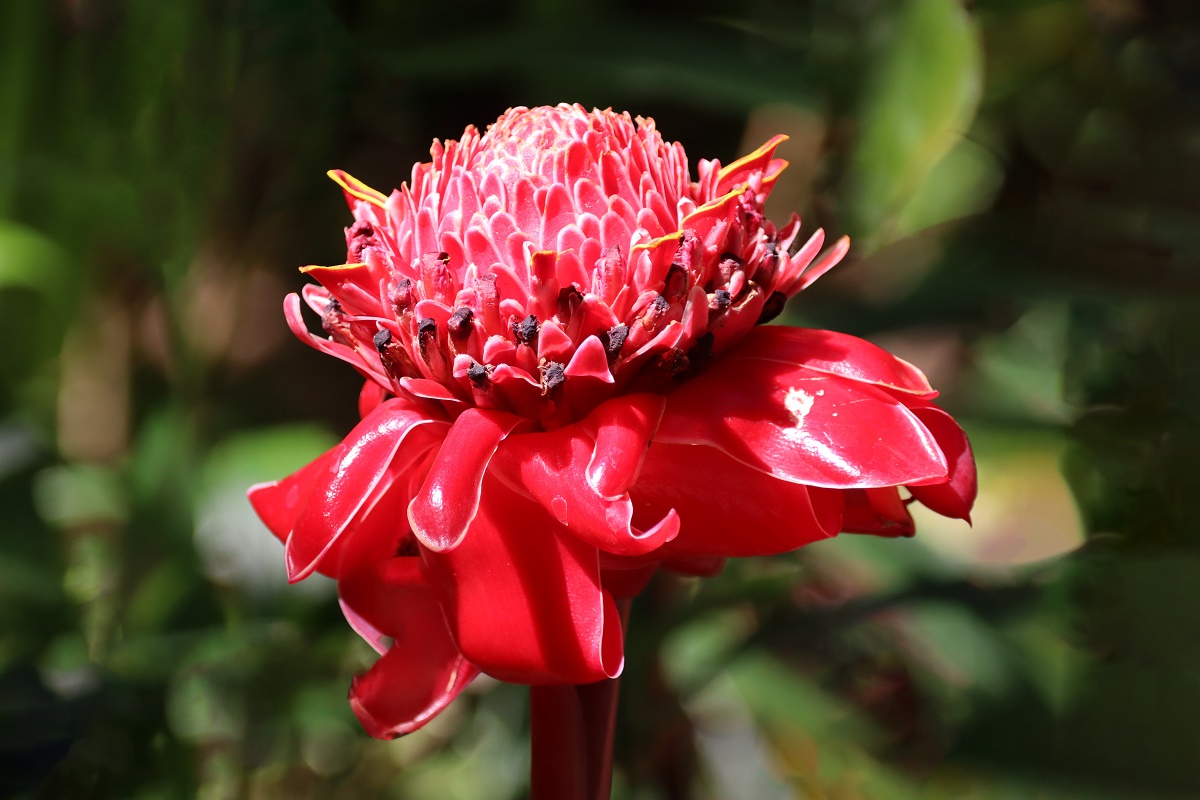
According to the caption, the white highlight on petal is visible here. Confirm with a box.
[780,384,860,481]
[783,387,815,443]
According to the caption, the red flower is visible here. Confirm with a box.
[248,104,976,739]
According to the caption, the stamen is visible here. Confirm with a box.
[321,300,353,345]
[448,306,474,340]
[716,253,743,286]
[417,317,438,362]
[601,324,629,363]
[664,263,688,301]
[391,278,416,313]
[466,360,490,386]
[512,314,540,347]
[373,328,392,353]
[540,361,566,394]
[556,286,583,321]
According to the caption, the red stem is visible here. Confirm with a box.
[529,599,632,800]
[530,683,589,800]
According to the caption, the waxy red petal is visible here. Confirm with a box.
[422,474,623,684]
[656,359,948,489]
[907,406,977,522]
[408,408,523,552]
[358,380,387,418]
[840,488,915,537]
[581,393,666,499]
[336,480,478,739]
[349,633,478,739]
[563,334,614,383]
[715,134,788,195]
[301,262,386,317]
[631,442,842,558]
[286,399,446,582]
[247,447,342,545]
[492,395,677,557]
[796,235,850,291]
[729,326,936,397]
[328,169,388,208]
[284,293,388,386]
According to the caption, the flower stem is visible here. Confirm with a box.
[529,599,632,800]
[530,683,589,800]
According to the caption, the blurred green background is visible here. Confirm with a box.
[2,0,1197,797]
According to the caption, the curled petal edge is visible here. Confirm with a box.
[408,408,524,553]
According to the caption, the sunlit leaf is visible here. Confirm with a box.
[843,0,983,248]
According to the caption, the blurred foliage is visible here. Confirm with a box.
[1,0,1198,797]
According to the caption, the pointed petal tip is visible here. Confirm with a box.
[284,539,315,584]
[328,169,388,208]
[246,480,273,502]
[716,133,790,183]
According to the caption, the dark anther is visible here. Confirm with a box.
[466,360,489,386]
[417,317,438,360]
[321,300,353,346]
[652,295,670,315]
[664,263,689,300]
[757,291,788,325]
[601,324,629,362]
[656,348,689,376]
[540,361,566,394]
[321,299,342,331]
[448,306,474,340]
[557,285,583,319]
[512,314,539,346]
[684,332,715,377]
[373,328,392,353]
[765,239,779,259]
[711,289,732,314]
[391,278,415,312]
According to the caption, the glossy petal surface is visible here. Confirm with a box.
[493,394,678,556]
[907,406,977,521]
[408,408,522,552]
[657,359,948,489]
[632,443,841,557]
[339,479,478,738]
[286,399,445,581]
[729,326,936,397]
[422,475,623,684]
[247,447,342,545]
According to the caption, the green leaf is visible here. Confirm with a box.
[0,220,67,293]
[844,0,983,248]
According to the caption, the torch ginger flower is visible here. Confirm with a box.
[248,104,976,739]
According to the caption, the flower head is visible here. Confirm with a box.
[249,104,976,738]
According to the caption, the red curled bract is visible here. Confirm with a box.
[247,104,977,737]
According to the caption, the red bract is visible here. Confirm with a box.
[248,104,976,739]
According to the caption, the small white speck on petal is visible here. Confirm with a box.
[783,387,815,443]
